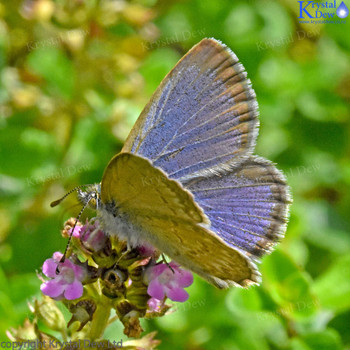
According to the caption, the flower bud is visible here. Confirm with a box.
[33,296,66,332]
[121,310,143,338]
[101,267,127,298]
[68,299,97,331]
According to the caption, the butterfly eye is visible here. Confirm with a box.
[89,195,97,209]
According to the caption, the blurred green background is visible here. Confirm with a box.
[1,0,350,348]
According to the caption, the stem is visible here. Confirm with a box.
[88,296,112,341]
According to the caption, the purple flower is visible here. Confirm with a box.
[144,262,193,302]
[70,219,108,252]
[40,252,86,301]
[70,223,83,238]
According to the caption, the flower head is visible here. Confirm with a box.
[71,219,108,253]
[40,252,86,301]
[144,262,193,302]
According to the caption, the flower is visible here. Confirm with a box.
[40,252,86,300]
[70,224,83,238]
[67,218,109,253]
[144,262,193,302]
[79,220,108,252]
[147,297,163,312]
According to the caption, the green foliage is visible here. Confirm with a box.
[0,0,349,348]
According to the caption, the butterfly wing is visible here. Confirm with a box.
[183,156,291,262]
[122,38,258,181]
[101,152,208,226]
[100,153,260,288]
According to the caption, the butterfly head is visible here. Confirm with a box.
[50,184,101,210]
[77,184,101,210]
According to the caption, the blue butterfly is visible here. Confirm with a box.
[81,38,291,288]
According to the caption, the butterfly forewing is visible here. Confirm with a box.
[122,38,259,181]
[101,153,207,224]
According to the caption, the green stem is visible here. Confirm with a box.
[88,296,112,341]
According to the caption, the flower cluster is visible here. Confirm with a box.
[10,218,194,345]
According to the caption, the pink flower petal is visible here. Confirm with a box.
[42,258,58,278]
[40,279,65,298]
[167,287,189,302]
[53,252,63,261]
[61,259,75,270]
[70,225,83,238]
[145,264,165,283]
[64,279,83,300]
[147,297,162,312]
[176,269,193,288]
[147,279,165,300]
[151,264,169,277]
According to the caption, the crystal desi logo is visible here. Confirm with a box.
[298,1,349,19]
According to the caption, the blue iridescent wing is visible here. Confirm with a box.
[183,156,291,260]
[122,38,258,181]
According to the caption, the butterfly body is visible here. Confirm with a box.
[81,38,291,288]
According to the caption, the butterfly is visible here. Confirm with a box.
[77,38,291,289]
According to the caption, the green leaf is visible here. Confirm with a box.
[314,253,350,313]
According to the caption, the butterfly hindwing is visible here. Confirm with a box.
[183,156,291,261]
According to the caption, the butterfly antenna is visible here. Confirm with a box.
[50,186,83,207]
[52,186,96,274]
[55,191,96,274]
